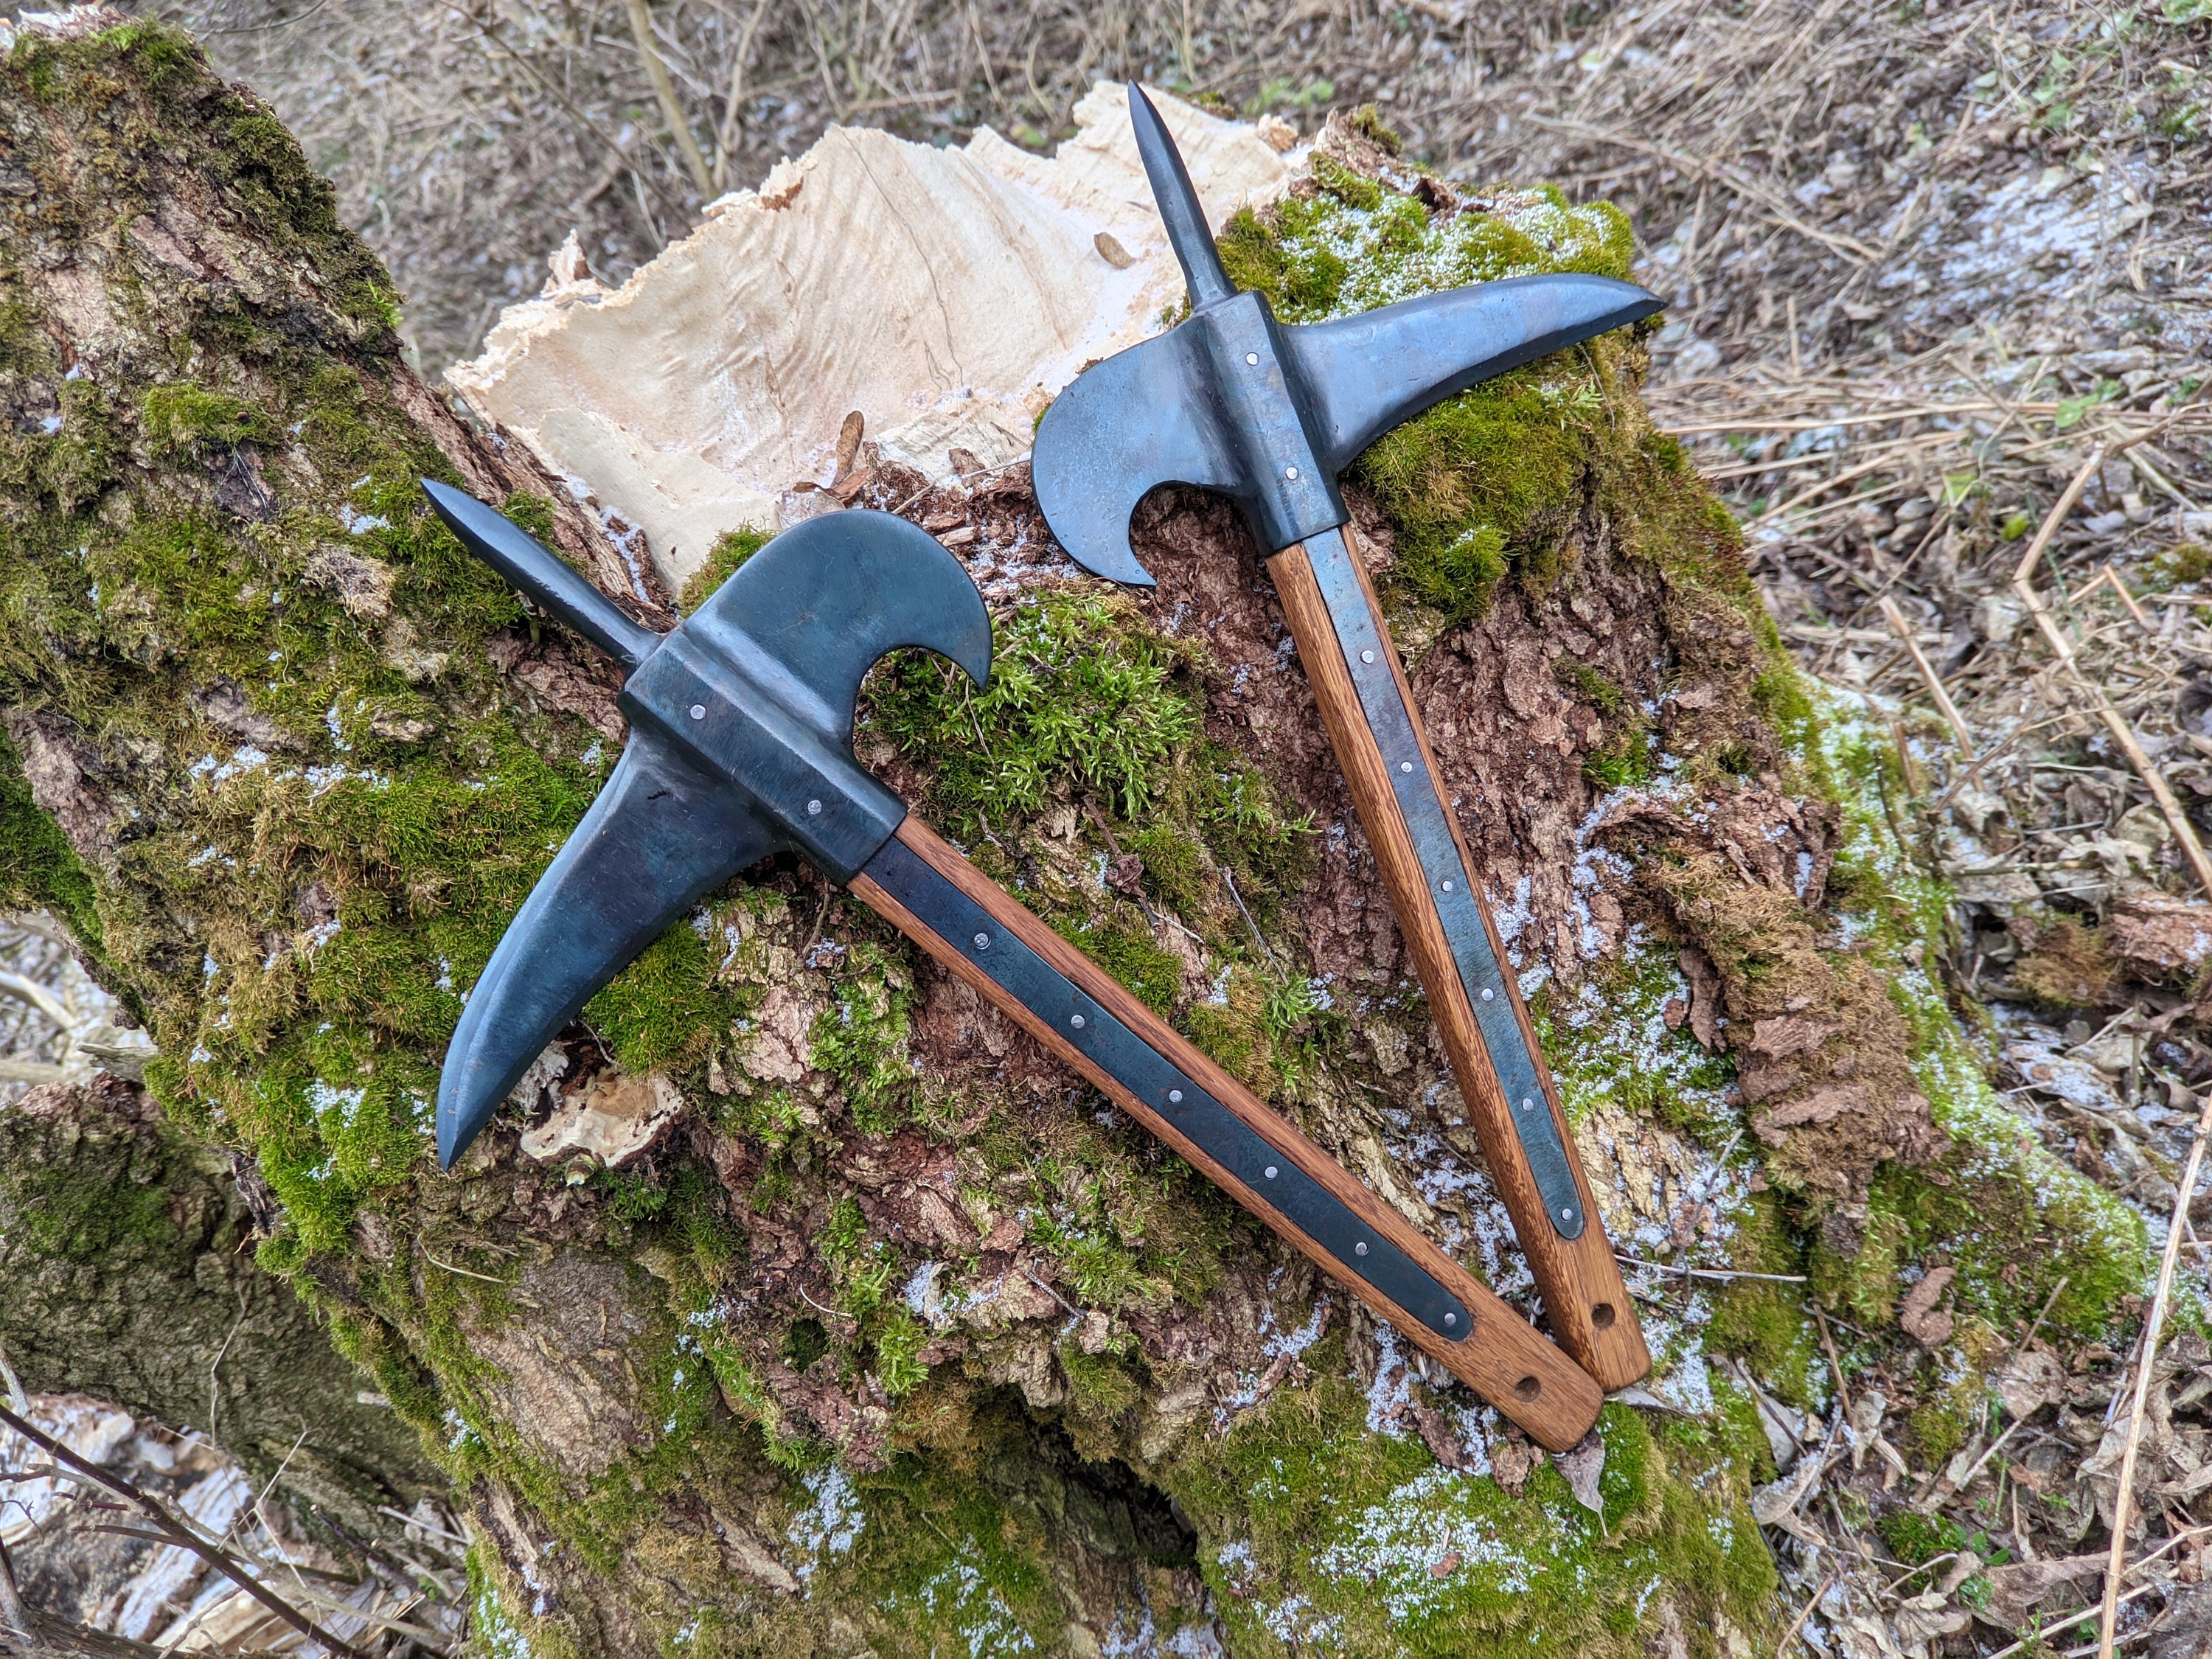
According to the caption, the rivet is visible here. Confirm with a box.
[1441,880,1454,891]
[1264,1165,1278,1180]
[1360,649,1374,663]
[1168,1088,1183,1103]
[1560,1207,1575,1222]
[1285,465,1299,481]
[1354,1241,1368,1256]
[806,799,822,815]
[1521,1096,1535,1111]
[1070,1014,1086,1029]
[1245,352,1259,366]
[1481,988,1495,1001]
[1444,1312,1458,1326]
[973,932,990,949]
[688,703,706,720]
[1399,761,1413,773]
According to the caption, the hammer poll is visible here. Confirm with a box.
[422,481,1603,1450]
[1032,88,1662,1389]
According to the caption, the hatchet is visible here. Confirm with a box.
[1032,87,1661,1389]
[422,481,1604,1450]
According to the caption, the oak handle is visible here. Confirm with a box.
[852,817,1604,1450]
[1268,529,1650,1390]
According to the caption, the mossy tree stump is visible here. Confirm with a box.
[0,21,2149,1659]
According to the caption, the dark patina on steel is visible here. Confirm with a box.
[1031,88,1660,1242]
[423,481,989,1166]
[422,484,1468,1339]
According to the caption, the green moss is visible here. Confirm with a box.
[1066,917,1181,1016]
[869,591,1200,825]
[1165,1360,1775,1658]
[139,381,276,458]
[808,940,917,1134]
[679,526,772,613]
[0,731,102,950]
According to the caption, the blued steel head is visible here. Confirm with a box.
[1032,85,1665,581]
[424,487,992,1169]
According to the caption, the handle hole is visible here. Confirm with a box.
[1591,1302,1617,1331]
[1513,1376,1541,1402]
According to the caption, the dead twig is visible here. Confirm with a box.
[625,0,715,197]
[1877,596,1975,753]
[2098,1088,2212,1659]
[0,1401,369,1659]
[2011,451,2212,897]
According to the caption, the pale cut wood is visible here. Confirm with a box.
[853,817,1606,1451]
[1268,529,1651,1390]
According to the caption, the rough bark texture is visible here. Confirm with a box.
[0,20,2152,1659]
[0,1074,440,1520]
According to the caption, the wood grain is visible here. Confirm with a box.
[853,816,1604,1452]
[1267,529,1650,1390]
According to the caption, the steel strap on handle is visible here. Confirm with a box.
[860,833,1475,1342]
[1299,532,1587,1241]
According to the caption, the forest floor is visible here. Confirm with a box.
[8,0,2212,1654]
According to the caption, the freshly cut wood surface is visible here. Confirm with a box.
[1270,531,1650,1390]
[855,818,1604,1451]
[446,83,1295,589]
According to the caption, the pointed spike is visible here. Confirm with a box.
[437,738,781,1167]
[422,479,664,674]
[1128,85,1235,311]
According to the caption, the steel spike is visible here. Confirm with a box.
[1128,84,1236,310]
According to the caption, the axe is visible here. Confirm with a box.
[1032,88,1661,1389]
[422,481,1604,1450]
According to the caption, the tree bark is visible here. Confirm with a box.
[0,15,2149,1659]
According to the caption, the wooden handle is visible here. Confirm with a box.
[1268,529,1650,1390]
[852,817,1603,1451]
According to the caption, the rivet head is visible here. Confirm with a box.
[1522,1096,1535,1111]
[1264,1165,1279,1180]
[1481,987,1495,1001]
[1560,1207,1575,1222]
[1399,761,1413,773]
[1354,1241,1368,1256]
[1360,649,1374,663]
[1284,465,1299,481]
[1441,880,1454,892]
[1444,1312,1458,1326]
[688,703,706,720]
[973,932,990,949]
[1070,1014,1085,1029]
[1245,352,1259,365]
[1168,1088,1183,1103]
[806,799,822,815]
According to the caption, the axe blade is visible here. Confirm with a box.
[1287,274,1666,476]
[1032,329,1239,587]
[437,737,782,1167]
[687,509,994,744]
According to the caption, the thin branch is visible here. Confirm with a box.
[2098,1090,2212,1659]
[0,1401,369,1659]
[625,0,715,196]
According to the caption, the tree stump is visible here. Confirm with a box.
[0,15,2147,1658]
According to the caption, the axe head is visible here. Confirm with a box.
[1032,85,1664,582]
[427,489,992,1168]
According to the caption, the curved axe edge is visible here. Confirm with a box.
[436,738,783,1168]
[1032,331,1238,588]
[687,509,994,741]
[1290,273,1664,476]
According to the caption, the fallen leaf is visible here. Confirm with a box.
[1555,1433,1606,1517]
[1899,1267,1957,1348]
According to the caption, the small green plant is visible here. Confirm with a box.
[678,525,771,613]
